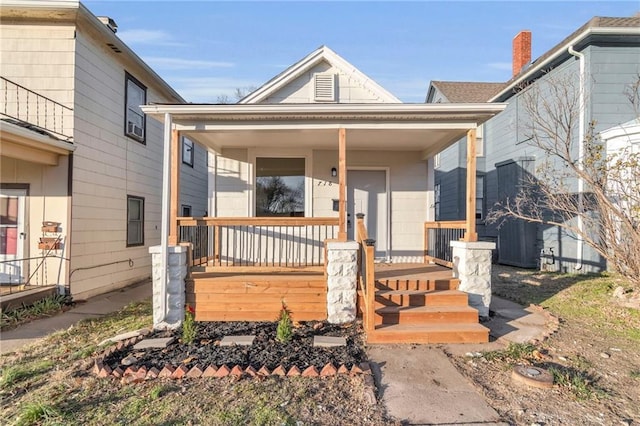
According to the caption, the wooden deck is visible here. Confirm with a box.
[187,262,488,344]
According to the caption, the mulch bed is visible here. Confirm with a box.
[98,320,367,379]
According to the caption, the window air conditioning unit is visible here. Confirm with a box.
[127,121,143,138]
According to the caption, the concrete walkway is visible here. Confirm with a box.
[368,295,552,425]
[0,280,152,355]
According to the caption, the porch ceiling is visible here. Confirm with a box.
[141,103,507,156]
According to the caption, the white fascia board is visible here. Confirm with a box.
[600,119,640,141]
[0,121,76,153]
[142,103,506,117]
[0,0,78,8]
[489,26,640,102]
[176,122,479,132]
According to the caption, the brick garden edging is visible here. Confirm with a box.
[92,335,372,383]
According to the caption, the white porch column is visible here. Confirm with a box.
[150,245,187,329]
[158,113,172,327]
[451,240,495,318]
[326,240,359,324]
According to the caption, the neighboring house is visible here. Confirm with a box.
[0,0,207,301]
[426,16,640,273]
[600,118,640,234]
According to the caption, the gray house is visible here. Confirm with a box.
[426,16,640,273]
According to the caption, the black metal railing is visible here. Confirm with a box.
[424,221,466,267]
[1,76,73,139]
[178,217,339,268]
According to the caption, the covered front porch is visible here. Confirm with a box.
[142,103,505,343]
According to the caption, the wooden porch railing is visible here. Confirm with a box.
[356,213,376,334]
[424,220,466,268]
[178,217,339,268]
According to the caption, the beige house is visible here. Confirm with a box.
[143,47,506,343]
[0,0,207,303]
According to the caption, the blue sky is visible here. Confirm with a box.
[84,1,639,103]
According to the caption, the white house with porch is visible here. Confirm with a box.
[142,46,506,344]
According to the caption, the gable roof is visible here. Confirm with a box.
[490,16,640,102]
[427,81,506,103]
[239,45,401,104]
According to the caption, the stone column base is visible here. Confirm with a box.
[451,240,495,318]
[149,245,188,330]
[326,241,359,324]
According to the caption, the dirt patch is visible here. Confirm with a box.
[449,265,640,425]
[102,320,366,373]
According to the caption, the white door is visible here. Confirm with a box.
[0,189,27,284]
[347,170,388,258]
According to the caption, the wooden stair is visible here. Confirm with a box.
[366,277,489,344]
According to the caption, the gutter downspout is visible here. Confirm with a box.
[160,113,172,322]
[568,45,584,270]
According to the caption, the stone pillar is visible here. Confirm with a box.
[326,241,359,324]
[450,240,495,318]
[149,245,188,330]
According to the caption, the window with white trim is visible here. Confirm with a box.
[256,157,305,217]
[476,174,485,221]
[182,137,194,167]
[127,195,144,246]
[476,125,485,157]
[125,73,146,143]
[434,183,441,221]
[434,152,441,169]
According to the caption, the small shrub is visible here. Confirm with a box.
[630,370,640,379]
[182,305,197,344]
[276,303,293,343]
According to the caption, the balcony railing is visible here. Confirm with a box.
[178,217,340,269]
[1,76,73,140]
[424,221,466,268]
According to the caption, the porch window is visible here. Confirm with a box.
[181,205,192,217]
[434,183,441,221]
[476,175,485,221]
[182,137,194,167]
[125,73,146,143]
[256,157,305,217]
[127,195,144,246]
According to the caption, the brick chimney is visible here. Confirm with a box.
[512,30,531,77]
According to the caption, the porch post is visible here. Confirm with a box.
[338,127,347,241]
[464,128,478,242]
[159,113,172,324]
[168,129,180,245]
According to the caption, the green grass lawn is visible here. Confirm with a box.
[0,300,393,426]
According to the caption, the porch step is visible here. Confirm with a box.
[367,323,489,344]
[375,278,459,291]
[375,289,469,308]
[375,305,479,325]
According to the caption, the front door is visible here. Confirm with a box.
[0,189,27,284]
[347,170,388,259]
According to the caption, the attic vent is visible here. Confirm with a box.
[314,73,336,102]
[106,43,122,53]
